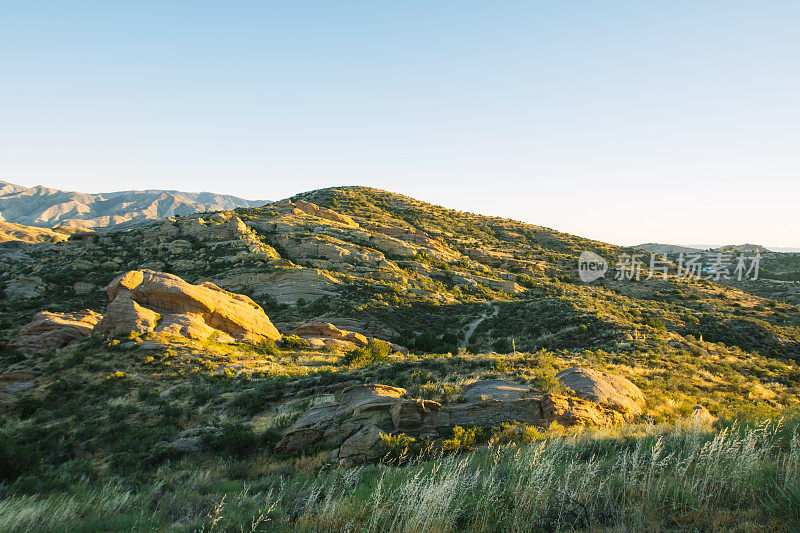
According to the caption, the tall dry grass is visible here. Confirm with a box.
[1,418,798,532]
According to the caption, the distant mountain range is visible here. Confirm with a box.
[635,243,800,254]
[0,180,268,230]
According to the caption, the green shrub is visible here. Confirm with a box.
[493,337,513,353]
[255,338,279,355]
[0,432,39,481]
[203,423,260,457]
[343,339,391,366]
[441,426,480,453]
[281,335,310,350]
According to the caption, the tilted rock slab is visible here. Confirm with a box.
[556,368,645,419]
[95,269,281,344]
[10,310,102,354]
[276,375,646,462]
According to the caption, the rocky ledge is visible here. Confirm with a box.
[275,371,645,465]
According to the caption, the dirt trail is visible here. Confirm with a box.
[459,304,499,351]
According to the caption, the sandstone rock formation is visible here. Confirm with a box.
[276,376,645,462]
[95,270,281,344]
[289,321,368,347]
[9,310,102,354]
[215,267,342,306]
[293,199,358,227]
[4,277,46,300]
[556,368,645,419]
[168,426,223,453]
[285,320,408,353]
[691,405,716,425]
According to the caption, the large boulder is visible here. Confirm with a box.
[338,425,388,463]
[95,270,281,344]
[4,277,46,300]
[274,402,338,454]
[9,310,102,354]
[541,393,624,426]
[556,368,645,419]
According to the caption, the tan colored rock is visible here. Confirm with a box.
[274,402,338,454]
[391,399,442,431]
[289,321,369,347]
[446,397,544,429]
[338,425,387,463]
[272,234,391,270]
[691,405,715,425]
[4,277,46,300]
[73,281,97,295]
[276,376,642,459]
[462,380,531,402]
[294,200,358,227]
[369,233,418,258]
[9,310,102,354]
[215,267,341,306]
[556,368,645,419]
[276,384,405,454]
[541,393,624,426]
[95,269,281,344]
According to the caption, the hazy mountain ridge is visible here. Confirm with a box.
[0,180,268,230]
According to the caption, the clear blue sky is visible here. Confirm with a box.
[1,1,798,247]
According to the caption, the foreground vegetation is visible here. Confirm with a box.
[1,417,798,532]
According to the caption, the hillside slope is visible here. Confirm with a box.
[1,186,800,531]
[0,180,267,230]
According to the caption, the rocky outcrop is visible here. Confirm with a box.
[277,376,645,462]
[691,405,715,425]
[4,277,46,300]
[169,426,223,453]
[215,267,342,306]
[95,270,281,344]
[274,384,405,454]
[289,322,368,347]
[9,310,102,354]
[285,321,408,354]
[273,234,395,270]
[293,200,358,228]
[541,393,624,426]
[556,368,645,419]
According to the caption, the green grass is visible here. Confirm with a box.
[1,418,798,532]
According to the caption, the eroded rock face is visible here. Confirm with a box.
[169,426,223,453]
[95,269,281,344]
[276,375,646,463]
[338,425,387,463]
[216,267,341,306]
[691,405,715,425]
[4,277,46,300]
[293,200,358,228]
[289,321,369,347]
[556,368,645,419]
[541,393,624,426]
[10,310,102,354]
[462,379,531,402]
